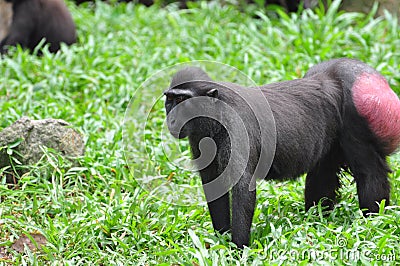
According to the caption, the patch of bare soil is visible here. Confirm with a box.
[11,233,47,253]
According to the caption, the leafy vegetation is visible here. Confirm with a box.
[0,0,399,264]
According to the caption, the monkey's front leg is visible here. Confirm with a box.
[231,174,256,248]
[206,193,231,234]
[200,160,231,234]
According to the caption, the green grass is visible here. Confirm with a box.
[1,0,400,264]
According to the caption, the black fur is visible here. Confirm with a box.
[164,59,396,248]
[0,0,76,54]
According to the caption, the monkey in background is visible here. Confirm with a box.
[0,0,76,54]
[164,58,400,248]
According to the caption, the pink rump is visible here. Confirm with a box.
[352,72,400,154]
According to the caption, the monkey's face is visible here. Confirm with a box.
[164,84,219,139]
[164,91,192,139]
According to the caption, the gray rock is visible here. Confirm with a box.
[0,117,84,183]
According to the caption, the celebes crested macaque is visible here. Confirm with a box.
[0,0,76,54]
[164,58,400,248]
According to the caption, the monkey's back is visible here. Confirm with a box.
[260,78,343,179]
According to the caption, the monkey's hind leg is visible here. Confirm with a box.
[305,150,342,212]
[342,140,391,215]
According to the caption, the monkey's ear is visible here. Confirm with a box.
[206,88,218,98]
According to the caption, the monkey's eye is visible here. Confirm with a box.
[166,95,174,101]
[175,96,186,104]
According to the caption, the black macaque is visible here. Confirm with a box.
[164,58,400,248]
[0,0,76,54]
